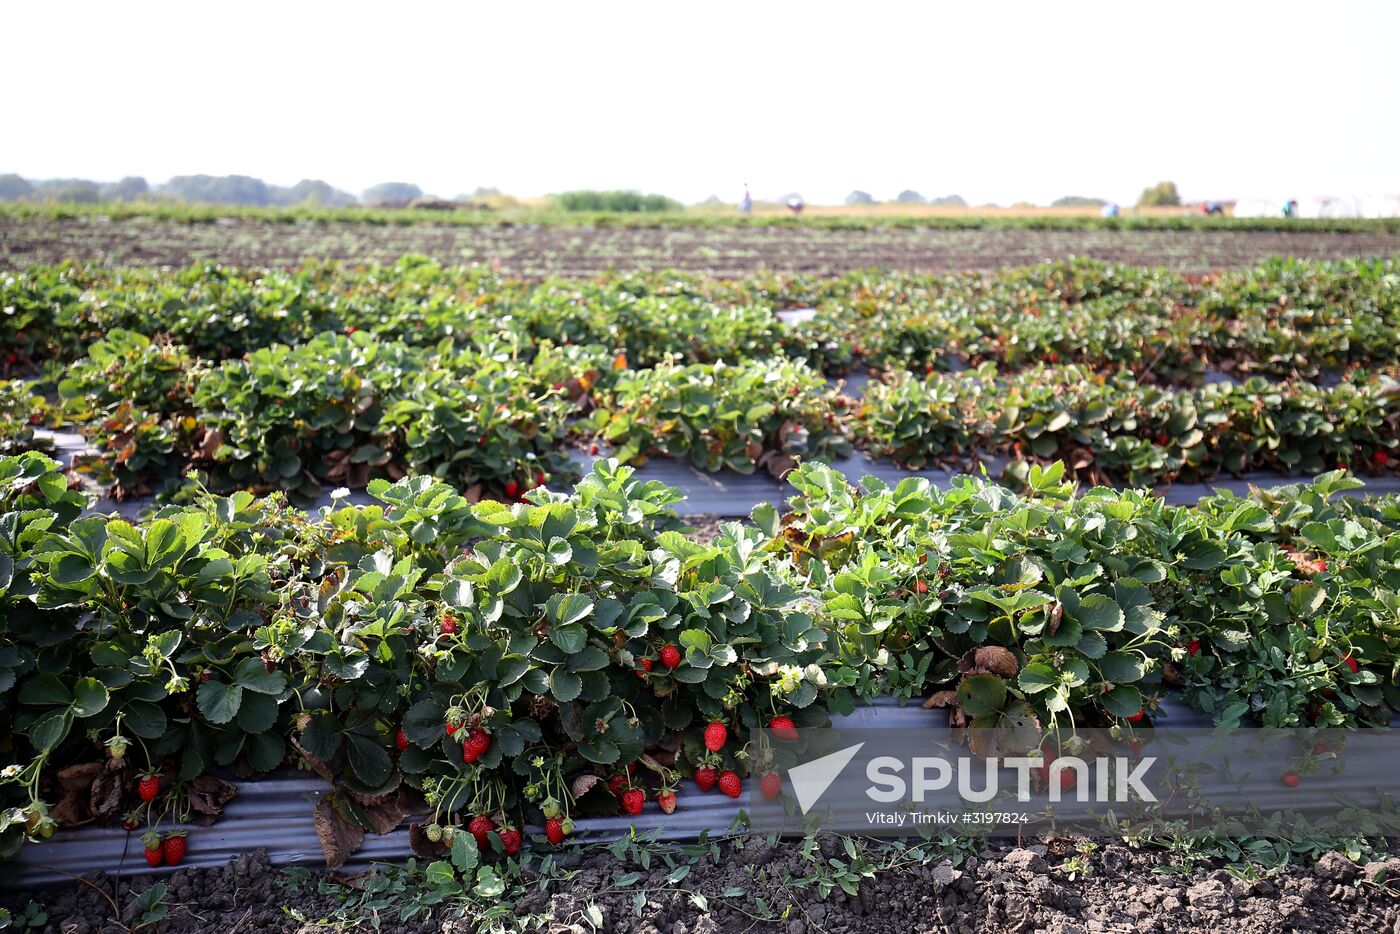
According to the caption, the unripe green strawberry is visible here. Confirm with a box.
[105,735,130,760]
[425,823,443,843]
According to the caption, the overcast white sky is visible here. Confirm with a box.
[5,1,1398,205]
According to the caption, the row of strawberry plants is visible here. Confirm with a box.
[51,329,580,501]
[2,452,1397,864]
[6,256,1398,382]
[856,364,1399,485]
[28,335,1400,501]
[768,461,1400,736]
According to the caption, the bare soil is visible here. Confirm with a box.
[3,216,1398,276]
[6,841,1397,933]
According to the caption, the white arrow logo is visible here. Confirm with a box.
[787,742,865,814]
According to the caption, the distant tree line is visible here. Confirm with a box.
[552,190,682,212]
[845,190,969,206]
[0,174,458,207]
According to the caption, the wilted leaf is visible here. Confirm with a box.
[314,795,365,869]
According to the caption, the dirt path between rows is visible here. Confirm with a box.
[7,840,1397,933]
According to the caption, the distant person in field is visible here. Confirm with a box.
[786,196,804,215]
[1283,199,1298,218]
[1199,201,1224,215]
[739,184,752,215]
[1100,201,1119,218]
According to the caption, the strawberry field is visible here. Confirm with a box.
[5,205,1400,277]
[2,251,1400,932]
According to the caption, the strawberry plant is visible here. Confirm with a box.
[192,331,420,500]
[56,329,202,498]
[0,381,50,456]
[593,359,853,475]
[379,355,577,501]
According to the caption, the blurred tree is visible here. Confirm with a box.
[1052,195,1106,207]
[100,176,149,201]
[274,179,357,206]
[362,182,423,204]
[0,174,34,201]
[895,190,926,204]
[1137,181,1181,207]
[34,179,101,203]
[928,194,967,206]
[161,174,270,205]
[554,190,681,212]
[845,190,877,205]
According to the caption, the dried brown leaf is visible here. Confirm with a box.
[314,795,365,869]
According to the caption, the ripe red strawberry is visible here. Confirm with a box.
[759,772,781,800]
[439,615,458,636]
[1282,772,1301,788]
[144,843,163,867]
[1127,709,1146,723]
[162,832,187,866]
[1340,654,1359,674]
[462,728,492,763]
[914,580,928,594]
[137,773,160,803]
[1376,451,1391,466]
[1186,638,1201,657]
[717,770,742,798]
[468,814,496,850]
[395,729,409,753]
[694,765,718,792]
[657,790,677,814]
[545,816,566,845]
[1317,559,1329,572]
[608,774,628,799]
[659,644,682,669]
[504,480,520,499]
[498,826,522,856]
[621,788,645,816]
[1038,757,1076,792]
[446,722,459,737]
[1048,352,1060,363]
[589,443,600,455]
[534,471,546,488]
[770,715,798,741]
[703,721,728,752]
